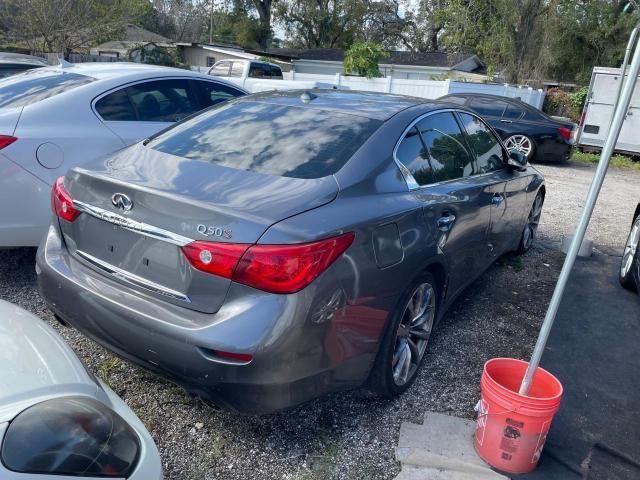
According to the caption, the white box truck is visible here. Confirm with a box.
[577,66,640,155]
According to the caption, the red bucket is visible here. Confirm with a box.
[474,358,563,474]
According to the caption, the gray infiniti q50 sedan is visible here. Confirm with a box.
[37,90,545,414]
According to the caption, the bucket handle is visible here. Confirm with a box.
[474,399,516,418]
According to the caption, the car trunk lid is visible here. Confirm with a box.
[60,144,338,313]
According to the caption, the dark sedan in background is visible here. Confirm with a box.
[0,52,49,78]
[441,93,575,163]
[38,91,545,413]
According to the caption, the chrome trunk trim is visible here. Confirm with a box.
[73,200,193,246]
[75,250,191,303]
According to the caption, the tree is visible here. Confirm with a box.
[251,0,274,49]
[5,0,140,55]
[275,0,367,48]
[343,41,388,77]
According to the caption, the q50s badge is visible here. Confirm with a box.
[197,224,232,239]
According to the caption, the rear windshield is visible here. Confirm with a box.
[148,101,382,179]
[0,69,95,109]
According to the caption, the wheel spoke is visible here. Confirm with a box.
[410,328,431,340]
[407,337,419,361]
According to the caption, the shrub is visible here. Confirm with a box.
[344,42,389,79]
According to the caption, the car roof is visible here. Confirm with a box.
[242,89,457,121]
[35,61,221,81]
[0,52,50,67]
[445,92,532,107]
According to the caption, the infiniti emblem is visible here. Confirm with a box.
[111,193,133,212]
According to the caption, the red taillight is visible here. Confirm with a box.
[558,127,572,141]
[0,135,17,150]
[209,349,253,363]
[181,232,355,294]
[51,176,79,222]
[180,241,250,278]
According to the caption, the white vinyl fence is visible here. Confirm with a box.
[283,72,546,109]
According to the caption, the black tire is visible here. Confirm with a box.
[517,190,544,255]
[369,272,440,397]
[620,214,640,293]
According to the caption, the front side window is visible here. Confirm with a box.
[457,113,505,173]
[148,101,381,179]
[210,62,231,77]
[127,79,198,122]
[416,112,475,183]
[396,127,432,185]
[0,70,95,108]
[229,62,244,78]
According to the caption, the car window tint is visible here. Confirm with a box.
[416,112,475,183]
[211,62,230,77]
[193,80,244,108]
[270,66,283,79]
[95,89,136,121]
[503,104,523,120]
[249,64,267,78]
[469,98,507,117]
[396,127,433,185]
[229,62,244,78]
[457,113,505,173]
[0,70,94,108]
[126,79,198,122]
[148,101,382,179]
[523,109,544,121]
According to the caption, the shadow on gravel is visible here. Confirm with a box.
[0,246,564,480]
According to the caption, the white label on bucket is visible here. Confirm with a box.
[476,399,489,447]
[531,420,551,463]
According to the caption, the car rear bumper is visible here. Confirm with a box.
[37,222,378,414]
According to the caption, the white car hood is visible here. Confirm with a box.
[0,300,98,423]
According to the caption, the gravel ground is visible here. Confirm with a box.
[1,160,636,480]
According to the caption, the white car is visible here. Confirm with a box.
[0,300,162,479]
[0,62,247,247]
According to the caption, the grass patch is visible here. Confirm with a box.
[98,355,125,384]
[572,151,640,170]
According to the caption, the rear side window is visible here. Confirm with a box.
[270,66,283,79]
[0,70,95,108]
[95,89,136,121]
[192,80,244,108]
[457,113,505,173]
[127,79,197,122]
[396,127,431,185]
[469,98,507,117]
[416,112,475,183]
[148,101,381,179]
[503,104,523,120]
[249,64,268,78]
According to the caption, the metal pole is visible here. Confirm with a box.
[613,23,640,111]
[518,24,640,396]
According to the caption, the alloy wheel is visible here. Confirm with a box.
[522,193,543,250]
[621,217,640,280]
[392,282,436,386]
[505,135,533,159]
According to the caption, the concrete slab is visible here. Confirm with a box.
[394,412,507,480]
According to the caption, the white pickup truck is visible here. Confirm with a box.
[206,59,341,93]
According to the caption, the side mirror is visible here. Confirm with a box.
[507,151,527,171]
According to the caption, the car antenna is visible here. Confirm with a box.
[57,57,73,68]
[300,91,317,104]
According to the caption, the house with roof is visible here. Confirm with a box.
[267,48,486,81]
[177,43,293,71]
[89,24,173,60]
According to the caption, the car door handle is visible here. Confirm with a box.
[491,194,504,206]
[437,213,456,232]
[500,119,513,123]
